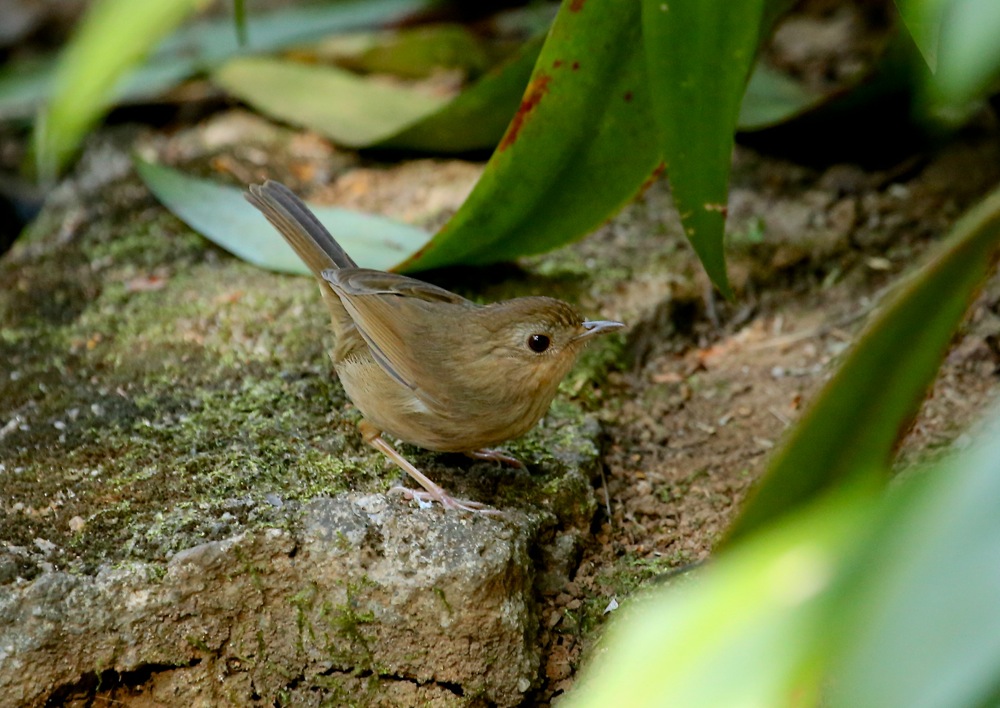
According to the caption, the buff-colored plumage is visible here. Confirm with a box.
[246,181,623,512]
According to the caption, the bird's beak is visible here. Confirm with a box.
[575,319,625,342]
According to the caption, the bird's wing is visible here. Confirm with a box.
[322,268,473,409]
[324,268,469,304]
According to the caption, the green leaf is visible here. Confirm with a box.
[322,0,799,273]
[568,487,876,708]
[143,0,431,90]
[898,0,1000,105]
[895,0,939,70]
[641,0,767,298]
[213,57,448,148]
[738,62,827,131]
[344,24,493,80]
[0,57,57,122]
[376,35,543,152]
[398,0,661,272]
[33,0,203,182]
[829,408,1000,707]
[568,401,1000,706]
[135,159,430,273]
[931,0,1000,105]
[725,182,1000,545]
[27,0,431,176]
[214,33,543,154]
[233,0,248,48]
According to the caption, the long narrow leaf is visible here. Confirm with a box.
[33,0,203,182]
[829,407,1000,707]
[569,487,876,707]
[394,0,790,276]
[641,0,767,297]
[725,184,1000,544]
[930,0,1000,105]
[30,0,430,177]
[136,160,430,273]
[570,406,1000,707]
[213,58,447,148]
[398,0,660,272]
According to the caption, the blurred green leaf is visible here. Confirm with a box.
[141,0,431,90]
[898,0,1000,106]
[642,0,767,298]
[34,0,203,182]
[738,62,827,130]
[829,409,1000,707]
[233,0,247,47]
[895,0,938,69]
[136,159,430,273]
[398,0,661,272]
[570,405,1000,706]
[213,57,448,147]
[725,183,1000,545]
[214,32,542,154]
[348,24,493,80]
[931,0,1000,105]
[569,487,876,708]
[0,57,56,122]
[376,35,543,152]
[27,0,431,177]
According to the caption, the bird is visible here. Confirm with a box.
[245,180,624,513]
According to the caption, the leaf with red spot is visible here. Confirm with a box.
[397,0,792,276]
[397,0,660,271]
[497,73,551,152]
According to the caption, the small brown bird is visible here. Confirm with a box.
[245,180,624,512]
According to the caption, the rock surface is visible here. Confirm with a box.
[2,497,541,706]
[0,122,614,706]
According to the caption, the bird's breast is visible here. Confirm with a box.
[335,352,557,452]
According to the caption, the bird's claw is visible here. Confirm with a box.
[389,485,503,515]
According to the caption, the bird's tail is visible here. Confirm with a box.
[245,180,357,277]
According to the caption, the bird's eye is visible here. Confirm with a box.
[527,334,551,353]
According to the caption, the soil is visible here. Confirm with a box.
[530,126,1000,701]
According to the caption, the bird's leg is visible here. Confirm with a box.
[359,421,501,515]
[465,448,526,469]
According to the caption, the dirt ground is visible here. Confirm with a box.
[531,124,1000,700]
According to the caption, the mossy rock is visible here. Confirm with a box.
[0,125,617,706]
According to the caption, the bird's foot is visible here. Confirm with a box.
[361,423,503,515]
[389,485,502,515]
